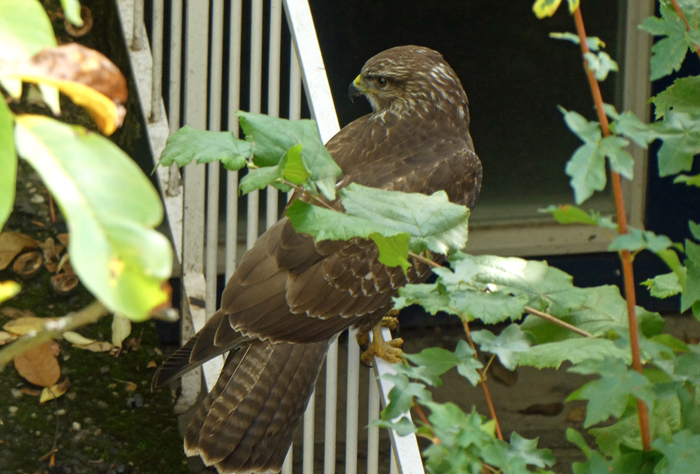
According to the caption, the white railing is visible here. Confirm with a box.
[115,0,425,473]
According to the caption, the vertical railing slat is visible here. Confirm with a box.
[367,367,380,474]
[226,0,244,281]
[150,0,164,123]
[267,0,283,229]
[345,329,360,474]
[247,0,264,249]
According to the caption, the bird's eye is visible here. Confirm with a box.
[375,77,388,88]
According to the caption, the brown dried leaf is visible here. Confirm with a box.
[12,251,43,278]
[14,343,61,387]
[47,341,61,357]
[20,386,41,396]
[64,6,92,37]
[0,307,35,319]
[0,331,18,345]
[40,378,70,404]
[56,234,69,246]
[57,254,74,275]
[566,406,587,423]
[51,273,79,294]
[4,316,57,335]
[127,337,141,351]
[124,382,137,392]
[146,360,157,369]
[0,232,40,270]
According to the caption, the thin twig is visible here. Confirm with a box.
[461,318,503,440]
[408,251,441,268]
[670,0,700,60]
[524,305,593,338]
[572,5,651,451]
[0,300,109,369]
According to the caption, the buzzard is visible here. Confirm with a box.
[153,45,482,473]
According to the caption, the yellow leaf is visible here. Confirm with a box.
[63,331,95,346]
[567,0,580,13]
[40,378,69,403]
[75,340,113,352]
[532,0,562,18]
[0,280,21,304]
[4,316,57,335]
[0,330,18,345]
[111,313,131,347]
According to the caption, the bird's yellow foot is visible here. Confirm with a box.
[360,325,404,364]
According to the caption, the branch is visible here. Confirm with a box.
[461,318,503,440]
[572,5,651,451]
[0,300,109,369]
[524,306,592,338]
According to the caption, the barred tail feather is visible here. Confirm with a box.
[185,339,330,474]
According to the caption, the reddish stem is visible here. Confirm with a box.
[462,319,503,440]
[670,0,700,60]
[572,6,651,451]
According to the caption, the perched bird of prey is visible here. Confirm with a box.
[153,45,482,473]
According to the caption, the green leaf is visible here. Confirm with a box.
[583,51,618,81]
[454,340,484,386]
[159,125,251,171]
[449,287,528,324]
[380,373,432,420]
[239,145,306,195]
[281,143,310,184]
[0,0,56,61]
[641,2,694,81]
[674,174,700,187]
[651,112,700,177]
[369,232,410,272]
[340,183,470,255]
[560,108,602,143]
[0,97,16,230]
[471,324,532,370]
[683,239,700,313]
[515,337,630,369]
[642,272,683,299]
[609,227,676,254]
[599,136,633,179]
[505,432,555,470]
[653,430,700,474]
[539,204,618,230]
[653,76,700,119]
[60,0,84,26]
[565,143,606,205]
[372,415,416,436]
[611,112,657,148]
[567,357,656,427]
[690,221,700,241]
[403,347,463,387]
[566,428,592,459]
[394,283,453,315]
[236,111,341,200]
[549,32,606,51]
[15,115,171,321]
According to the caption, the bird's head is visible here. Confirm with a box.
[348,45,469,121]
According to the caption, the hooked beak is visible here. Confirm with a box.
[348,74,364,102]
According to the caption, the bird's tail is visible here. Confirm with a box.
[184,339,330,474]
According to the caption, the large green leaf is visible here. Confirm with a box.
[0,97,16,229]
[653,76,700,119]
[515,337,630,369]
[14,115,171,321]
[159,125,251,171]
[653,430,700,474]
[651,112,700,177]
[568,357,656,428]
[0,0,56,61]
[236,111,341,200]
[471,324,532,371]
[339,183,470,255]
[286,184,470,269]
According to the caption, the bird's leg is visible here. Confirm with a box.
[355,309,399,346]
[360,314,404,364]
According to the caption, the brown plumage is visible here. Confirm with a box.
[153,45,482,473]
